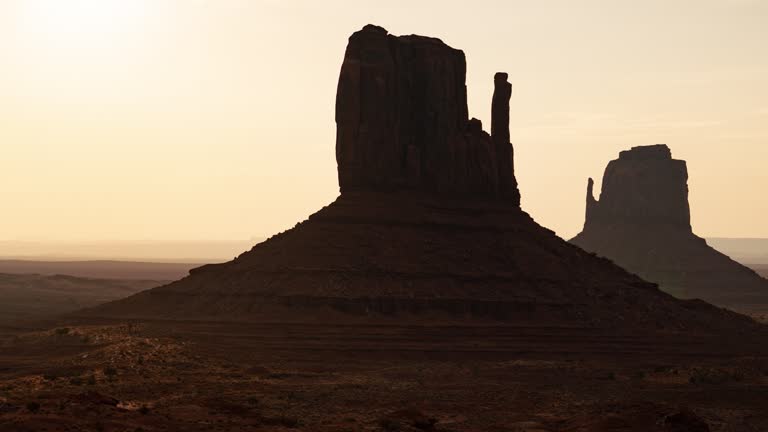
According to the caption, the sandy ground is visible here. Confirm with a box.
[1,320,767,432]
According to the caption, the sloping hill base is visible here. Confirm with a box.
[85,192,755,334]
[572,227,768,313]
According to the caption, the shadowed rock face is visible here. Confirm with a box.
[573,145,768,312]
[84,26,758,335]
[336,25,520,204]
[584,145,690,232]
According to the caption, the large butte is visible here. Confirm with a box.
[83,26,759,341]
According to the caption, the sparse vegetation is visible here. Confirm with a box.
[379,418,402,432]
[689,367,743,385]
[55,328,71,336]
[26,402,40,413]
[262,415,301,429]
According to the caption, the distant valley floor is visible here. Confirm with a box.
[0,273,165,323]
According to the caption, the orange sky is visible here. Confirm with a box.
[1,0,766,252]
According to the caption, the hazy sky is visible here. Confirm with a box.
[1,0,767,249]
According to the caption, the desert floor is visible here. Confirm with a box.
[1,319,767,432]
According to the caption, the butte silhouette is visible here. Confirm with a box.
[87,26,755,333]
[571,144,768,313]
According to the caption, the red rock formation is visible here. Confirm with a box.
[336,25,519,203]
[572,145,768,312]
[83,27,758,335]
[583,144,690,232]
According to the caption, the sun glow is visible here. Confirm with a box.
[16,0,150,53]
[7,0,164,104]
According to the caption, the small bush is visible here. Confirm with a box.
[104,367,118,378]
[87,375,97,385]
[139,406,150,415]
[26,402,40,413]
[689,368,733,385]
[379,418,401,432]
[279,417,300,428]
[263,416,301,429]
[69,377,84,386]
[55,328,70,336]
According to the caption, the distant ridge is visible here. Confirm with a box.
[0,239,262,263]
[0,260,196,281]
[0,272,161,322]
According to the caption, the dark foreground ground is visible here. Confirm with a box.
[1,319,767,432]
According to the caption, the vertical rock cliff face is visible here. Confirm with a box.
[572,145,768,312]
[583,145,691,232]
[336,25,520,204]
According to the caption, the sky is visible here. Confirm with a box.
[1,0,767,256]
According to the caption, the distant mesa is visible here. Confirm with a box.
[572,144,768,313]
[84,26,755,334]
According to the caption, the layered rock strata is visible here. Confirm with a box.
[336,25,520,203]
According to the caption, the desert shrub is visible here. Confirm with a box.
[87,375,97,385]
[380,409,437,431]
[262,416,301,429]
[379,418,402,431]
[689,367,735,385]
[55,328,70,336]
[26,402,40,413]
[279,416,300,428]
[139,405,150,415]
[69,377,84,386]
[413,417,438,430]
[104,367,118,378]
